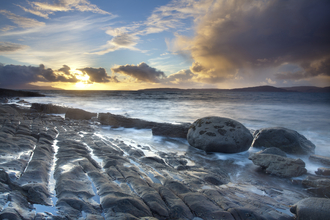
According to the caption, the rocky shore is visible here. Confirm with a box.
[0,97,329,219]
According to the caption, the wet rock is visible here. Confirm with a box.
[128,149,145,157]
[187,116,253,153]
[158,186,194,219]
[152,123,191,138]
[249,149,307,177]
[315,167,330,176]
[98,112,157,129]
[0,105,19,115]
[65,108,97,120]
[301,175,330,197]
[309,154,330,166]
[31,103,69,114]
[101,194,152,218]
[252,127,315,155]
[22,183,51,205]
[259,147,287,157]
[290,197,330,220]
[140,156,166,168]
[182,192,234,219]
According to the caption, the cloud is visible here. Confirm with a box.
[89,31,141,55]
[0,10,45,28]
[0,42,28,52]
[170,0,330,83]
[15,4,51,19]
[89,0,211,55]
[112,62,166,83]
[28,0,111,15]
[1,25,15,32]
[164,69,196,84]
[78,67,117,83]
[0,64,80,88]
[276,57,330,80]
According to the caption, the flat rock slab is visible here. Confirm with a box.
[249,149,307,177]
[301,175,330,197]
[290,198,330,220]
[309,154,330,166]
[187,116,253,153]
[315,167,330,176]
[252,127,315,155]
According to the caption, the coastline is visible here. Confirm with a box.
[0,96,329,219]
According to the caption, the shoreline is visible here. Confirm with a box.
[0,100,329,219]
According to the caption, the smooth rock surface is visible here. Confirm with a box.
[301,175,330,197]
[249,149,307,177]
[31,103,69,114]
[315,167,330,176]
[187,116,253,153]
[65,108,97,120]
[152,123,190,139]
[309,154,330,166]
[252,127,315,155]
[290,197,330,220]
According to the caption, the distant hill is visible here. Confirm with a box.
[230,85,292,92]
[281,86,330,93]
[139,85,330,93]
[0,88,45,97]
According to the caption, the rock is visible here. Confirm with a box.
[0,105,19,115]
[309,154,330,166]
[152,123,191,139]
[99,112,156,129]
[290,197,330,220]
[31,103,69,114]
[187,116,253,153]
[0,88,45,97]
[258,147,287,157]
[65,108,97,120]
[249,149,307,177]
[315,167,330,176]
[301,175,330,197]
[252,127,315,155]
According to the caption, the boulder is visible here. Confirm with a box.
[301,175,330,197]
[309,154,330,166]
[290,198,330,220]
[252,127,315,155]
[152,123,191,139]
[31,103,69,114]
[65,108,97,120]
[315,167,330,176]
[249,148,307,177]
[187,116,253,153]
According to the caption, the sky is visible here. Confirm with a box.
[0,0,330,90]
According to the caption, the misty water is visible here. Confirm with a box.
[18,90,330,172]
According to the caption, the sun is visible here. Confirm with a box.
[73,69,91,89]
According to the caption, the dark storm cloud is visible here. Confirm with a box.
[58,65,71,75]
[111,62,165,83]
[174,0,330,82]
[276,58,330,80]
[0,64,78,88]
[78,67,116,83]
[0,42,28,52]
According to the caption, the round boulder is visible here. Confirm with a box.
[252,127,316,155]
[187,117,253,153]
[290,198,330,220]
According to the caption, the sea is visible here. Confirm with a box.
[14,89,330,171]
